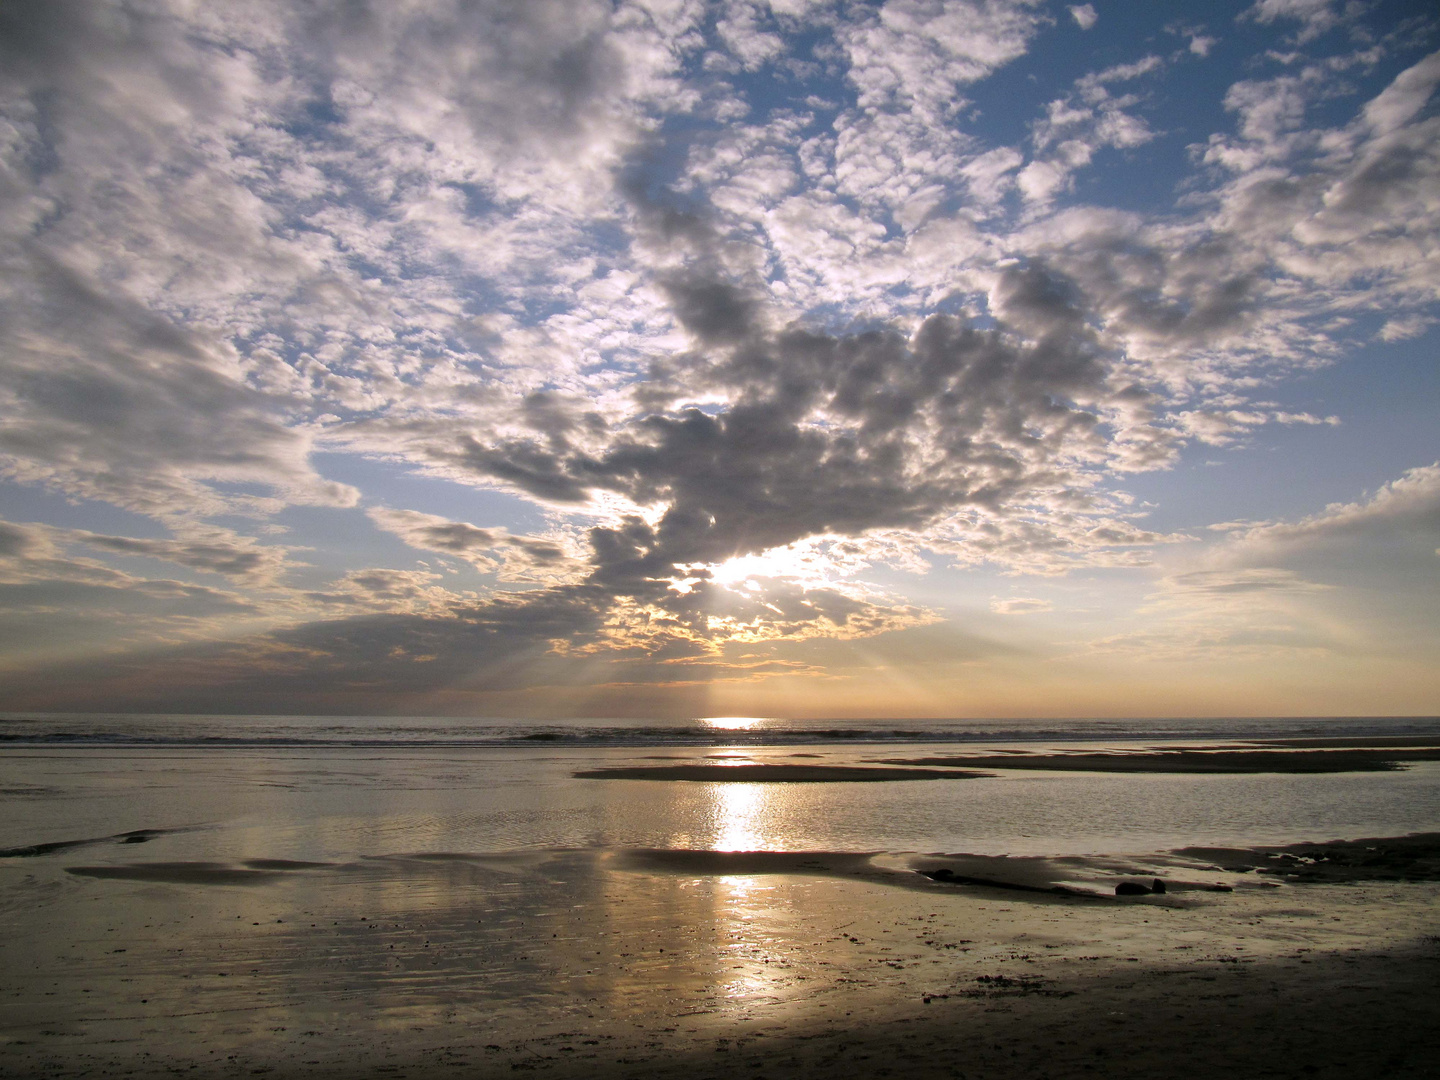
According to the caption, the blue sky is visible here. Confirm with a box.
[0,0,1436,718]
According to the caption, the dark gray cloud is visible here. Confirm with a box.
[0,581,608,713]
[425,263,1153,582]
[0,572,256,674]
[0,518,264,657]
[0,520,40,559]
[1163,568,1328,596]
[366,507,579,582]
[0,561,937,713]
[295,257,1174,671]
[69,530,292,581]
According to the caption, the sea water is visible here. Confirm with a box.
[2,713,1438,865]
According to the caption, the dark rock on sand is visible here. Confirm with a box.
[919,866,1081,896]
[1115,881,1153,896]
[1178,833,1440,884]
[0,827,169,858]
[0,837,93,858]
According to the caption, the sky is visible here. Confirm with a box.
[0,0,1437,720]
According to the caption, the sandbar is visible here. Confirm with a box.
[877,746,1440,773]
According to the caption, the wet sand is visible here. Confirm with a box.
[2,837,1438,1078]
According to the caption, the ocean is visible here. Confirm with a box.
[4,713,1438,863]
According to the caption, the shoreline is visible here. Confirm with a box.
[35,831,1440,895]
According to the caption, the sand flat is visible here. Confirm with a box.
[1,840,1438,1078]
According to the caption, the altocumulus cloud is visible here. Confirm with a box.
[0,0,1437,713]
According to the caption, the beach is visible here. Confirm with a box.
[1,719,1438,1077]
[2,844,1438,1078]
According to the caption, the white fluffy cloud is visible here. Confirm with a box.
[1229,463,1440,556]
[991,596,1053,614]
[1242,0,1364,44]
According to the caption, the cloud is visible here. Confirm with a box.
[302,568,474,615]
[990,596,1052,613]
[716,0,788,69]
[1241,0,1365,44]
[1095,467,1440,665]
[367,506,584,583]
[1006,48,1440,410]
[1172,407,1339,446]
[65,527,296,583]
[0,0,701,525]
[1018,56,1162,207]
[811,0,1048,239]
[1161,567,1331,596]
[1228,463,1440,555]
[0,4,367,519]
[1077,565,1344,662]
[0,518,288,589]
[1378,314,1435,341]
[843,0,1048,113]
[0,518,262,667]
[412,270,1177,574]
[0,250,359,521]
[0,556,940,713]
[1068,5,1097,31]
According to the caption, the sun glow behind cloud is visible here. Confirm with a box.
[712,550,824,589]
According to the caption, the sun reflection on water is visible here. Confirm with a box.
[700,716,768,730]
[698,762,806,1008]
[714,781,765,851]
